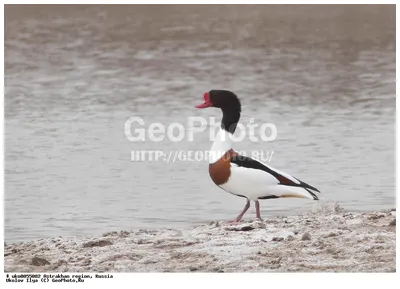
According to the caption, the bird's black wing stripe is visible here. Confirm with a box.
[293,177,320,193]
[258,195,280,200]
[304,188,319,200]
[231,154,320,193]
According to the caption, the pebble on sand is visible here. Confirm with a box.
[301,232,311,241]
[82,240,113,248]
[31,256,50,266]
[286,235,295,241]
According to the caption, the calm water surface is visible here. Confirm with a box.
[4,5,395,242]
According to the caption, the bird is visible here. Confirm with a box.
[195,90,320,222]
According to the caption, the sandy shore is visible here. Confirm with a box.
[4,204,396,272]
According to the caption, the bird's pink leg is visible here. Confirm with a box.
[228,200,250,223]
[255,200,263,220]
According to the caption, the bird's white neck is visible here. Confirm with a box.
[209,128,232,164]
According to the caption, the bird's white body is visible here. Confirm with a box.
[210,128,319,201]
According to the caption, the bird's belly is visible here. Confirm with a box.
[219,182,276,200]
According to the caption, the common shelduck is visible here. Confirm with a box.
[195,90,320,222]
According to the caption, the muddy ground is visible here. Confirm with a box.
[4,204,396,272]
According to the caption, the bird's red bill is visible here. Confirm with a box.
[195,92,212,108]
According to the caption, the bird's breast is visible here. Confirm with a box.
[208,149,237,185]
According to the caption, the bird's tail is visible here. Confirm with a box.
[275,185,320,200]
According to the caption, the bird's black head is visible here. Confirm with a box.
[195,90,241,112]
[195,90,241,134]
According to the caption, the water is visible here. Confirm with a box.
[4,5,395,242]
